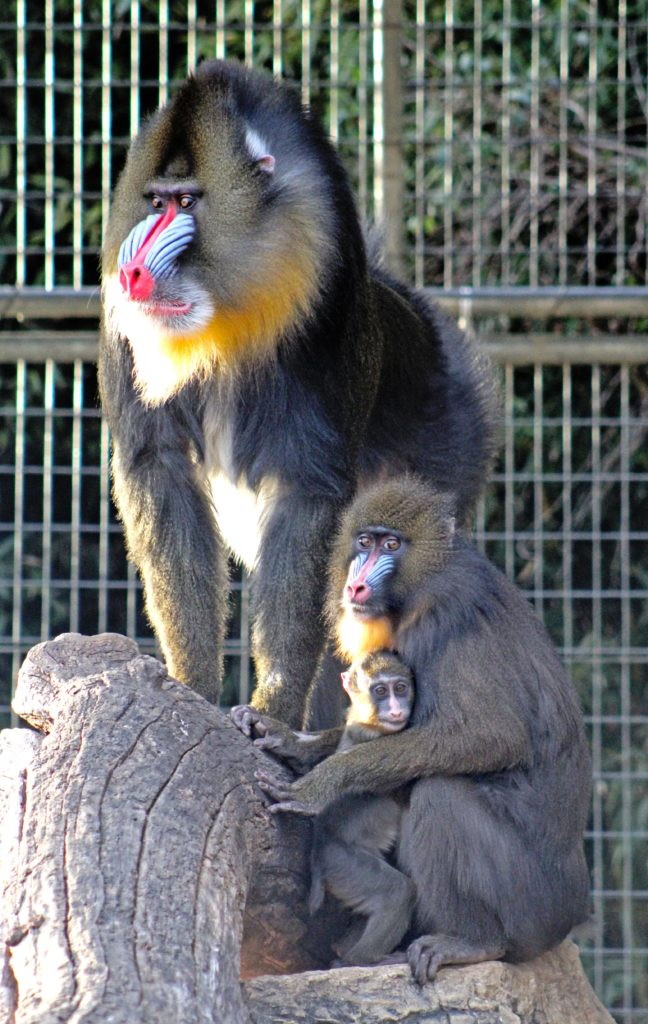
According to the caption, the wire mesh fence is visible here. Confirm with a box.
[1,1,647,291]
[1,339,646,1021]
[0,349,253,715]
[0,2,647,1022]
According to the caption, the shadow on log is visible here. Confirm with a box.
[0,633,613,1024]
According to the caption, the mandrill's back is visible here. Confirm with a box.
[364,268,499,518]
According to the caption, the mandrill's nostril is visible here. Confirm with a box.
[119,262,155,301]
[346,581,370,603]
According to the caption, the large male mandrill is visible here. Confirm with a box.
[100,59,498,723]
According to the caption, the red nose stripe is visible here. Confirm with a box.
[130,204,177,265]
[345,547,382,604]
[119,205,177,300]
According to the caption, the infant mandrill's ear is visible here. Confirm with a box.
[341,670,351,693]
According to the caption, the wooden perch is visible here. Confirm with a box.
[244,940,614,1024]
[0,633,613,1024]
[0,633,324,1024]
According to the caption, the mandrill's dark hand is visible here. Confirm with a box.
[231,705,292,746]
[230,704,266,737]
[255,769,321,816]
[250,717,299,754]
[231,706,311,771]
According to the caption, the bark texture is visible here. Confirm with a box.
[0,633,612,1024]
[0,633,321,1024]
[243,941,614,1023]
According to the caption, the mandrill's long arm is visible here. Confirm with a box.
[100,330,228,702]
[257,704,532,815]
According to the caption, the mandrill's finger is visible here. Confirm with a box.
[412,949,429,986]
[407,939,437,986]
[267,799,313,816]
[230,704,259,736]
[230,704,250,734]
[253,734,281,750]
[254,769,291,801]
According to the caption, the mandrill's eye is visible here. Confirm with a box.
[150,195,165,211]
[357,534,372,549]
[179,194,196,210]
[383,536,401,552]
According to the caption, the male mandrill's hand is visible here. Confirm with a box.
[255,768,323,816]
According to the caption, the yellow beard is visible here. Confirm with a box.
[336,610,396,662]
[105,251,318,404]
[159,260,314,371]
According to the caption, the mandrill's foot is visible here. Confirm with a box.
[407,934,505,985]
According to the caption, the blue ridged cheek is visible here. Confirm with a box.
[118,215,158,267]
[347,551,395,593]
[145,214,196,277]
[348,552,368,580]
[365,555,395,590]
[117,212,196,279]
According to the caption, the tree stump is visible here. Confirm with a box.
[243,941,614,1023]
[0,633,613,1024]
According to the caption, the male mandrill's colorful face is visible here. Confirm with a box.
[102,61,335,404]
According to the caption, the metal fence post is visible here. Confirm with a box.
[373,0,404,277]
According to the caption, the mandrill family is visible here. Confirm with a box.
[247,476,591,982]
[101,58,590,983]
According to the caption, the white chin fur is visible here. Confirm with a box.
[103,275,215,405]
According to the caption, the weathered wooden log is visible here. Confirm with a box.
[0,633,613,1024]
[0,633,327,1024]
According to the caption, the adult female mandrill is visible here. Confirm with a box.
[100,59,498,723]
